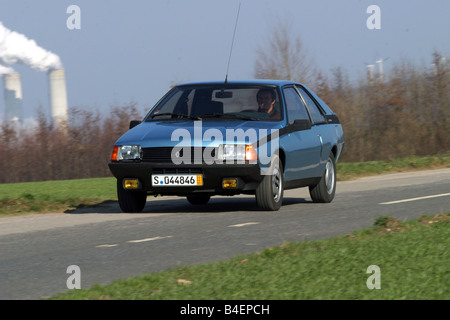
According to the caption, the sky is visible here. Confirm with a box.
[0,0,449,123]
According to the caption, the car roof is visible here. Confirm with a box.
[177,79,302,87]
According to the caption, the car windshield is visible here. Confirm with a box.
[145,85,283,121]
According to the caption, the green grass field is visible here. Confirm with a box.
[336,154,450,180]
[0,154,449,216]
[0,177,116,215]
[49,214,450,300]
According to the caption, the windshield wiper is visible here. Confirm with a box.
[149,113,201,120]
[199,113,258,121]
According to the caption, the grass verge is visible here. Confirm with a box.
[0,177,116,216]
[48,213,450,300]
[337,154,450,180]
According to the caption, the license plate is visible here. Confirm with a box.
[152,174,203,186]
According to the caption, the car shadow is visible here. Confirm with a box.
[65,196,312,215]
[64,200,122,214]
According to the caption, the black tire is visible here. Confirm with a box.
[117,180,147,213]
[187,195,210,205]
[255,155,284,211]
[309,153,336,203]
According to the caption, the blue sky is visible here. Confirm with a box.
[0,0,449,122]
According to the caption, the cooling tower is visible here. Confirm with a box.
[3,73,23,123]
[48,69,68,126]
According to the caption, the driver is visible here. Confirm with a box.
[256,88,280,120]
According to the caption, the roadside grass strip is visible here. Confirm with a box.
[0,177,116,215]
[336,154,450,180]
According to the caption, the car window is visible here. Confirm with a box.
[157,90,184,114]
[283,87,310,124]
[146,85,283,121]
[296,86,326,124]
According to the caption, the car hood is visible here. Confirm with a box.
[114,120,283,148]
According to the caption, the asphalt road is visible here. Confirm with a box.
[0,168,449,300]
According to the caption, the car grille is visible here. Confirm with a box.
[142,147,217,164]
[152,168,203,174]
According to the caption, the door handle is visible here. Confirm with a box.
[318,134,323,157]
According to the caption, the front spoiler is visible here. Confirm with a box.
[108,162,263,196]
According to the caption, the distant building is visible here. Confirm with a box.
[3,73,23,123]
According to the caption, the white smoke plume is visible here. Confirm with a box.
[0,64,15,75]
[0,22,63,72]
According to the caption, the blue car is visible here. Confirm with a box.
[109,80,344,212]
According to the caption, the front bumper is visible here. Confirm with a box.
[108,162,263,196]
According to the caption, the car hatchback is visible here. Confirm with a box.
[109,80,344,212]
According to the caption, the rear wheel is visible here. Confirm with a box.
[117,180,147,213]
[309,153,336,203]
[255,155,284,211]
[187,195,210,205]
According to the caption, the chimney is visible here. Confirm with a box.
[48,69,68,127]
[3,73,23,123]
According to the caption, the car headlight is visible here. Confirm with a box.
[111,145,142,161]
[218,144,257,162]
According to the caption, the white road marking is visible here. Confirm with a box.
[379,193,450,205]
[127,236,173,243]
[96,244,119,248]
[228,222,260,228]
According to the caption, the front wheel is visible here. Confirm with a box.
[255,155,284,211]
[117,180,147,213]
[309,153,336,203]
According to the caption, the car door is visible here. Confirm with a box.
[281,86,322,181]
[295,85,329,177]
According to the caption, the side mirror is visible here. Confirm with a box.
[292,119,311,131]
[129,120,142,129]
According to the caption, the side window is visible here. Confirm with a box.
[296,86,326,124]
[283,87,310,124]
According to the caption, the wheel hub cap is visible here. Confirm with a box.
[272,165,282,202]
[325,159,335,194]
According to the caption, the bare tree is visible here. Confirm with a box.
[254,20,316,83]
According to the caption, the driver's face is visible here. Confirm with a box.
[257,92,275,111]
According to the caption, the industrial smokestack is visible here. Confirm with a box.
[3,72,23,123]
[1,22,66,125]
[48,69,68,127]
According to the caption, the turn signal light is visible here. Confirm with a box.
[245,145,258,161]
[111,146,119,161]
